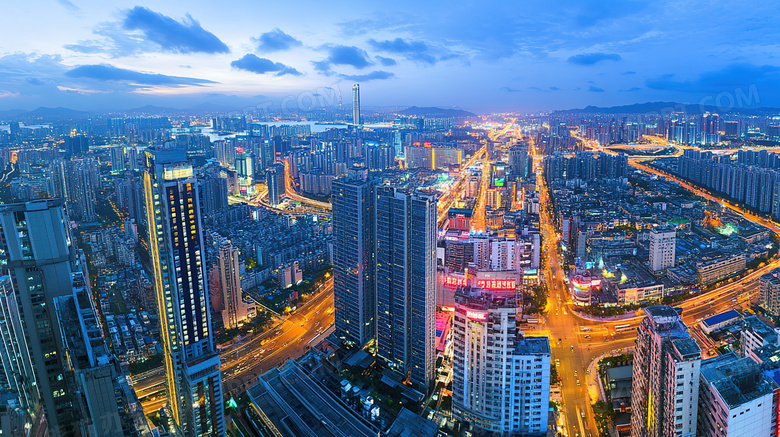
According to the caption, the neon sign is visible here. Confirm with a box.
[476,279,516,290]
[466,311,486,321]
[443,276,467,288]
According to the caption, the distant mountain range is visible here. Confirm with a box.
[397,106,476,118]
[555,101,780,115]
[0,107,91,122]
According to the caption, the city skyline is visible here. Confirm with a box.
[2,1,780,112]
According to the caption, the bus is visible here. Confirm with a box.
[614,324,632,332]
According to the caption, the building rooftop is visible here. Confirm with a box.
[701,352,775,409]
[702,310,742,329]
[671,338,701,360]
[385,408,437,437]
[247,360,377,437]
[742,315,776,339]
[516,336,550,355]
[606,365,633,382]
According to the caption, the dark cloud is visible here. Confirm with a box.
[501,86,522,93]
[623,71,636,75]
[230,54,302,76]
[550,86,561,91]
[646,63,780,93]
[313,45,373,75]
[368,37,455,65]
[65,64,215,86]
[376,56,397,66]
[339,70,394,81]
[252,29,302,52]
[122,7,229,54]
[588,85,605,92]
[25,78,44,86]
[568,53,622,66]
[619,87,641,92]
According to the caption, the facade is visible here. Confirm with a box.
[111,145,126,174]
[266,162,285,206]
[697,353,775,437]
[332,174,376,347]
[649,227,676,272]
[375,186,437,391]
[144,149,224,436]
[631,305,701,437]
[452,287,550,435]
[740,315,778,358]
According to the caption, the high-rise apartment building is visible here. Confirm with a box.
[143,149,224,436]
[332,172,376,347]
[649,227,676,272]
[266,162,285,206]
[452,287,550,435]
[211,237,254,329]
[375,186,437,391]
[62,158,99,222]
[759,269,780,316]
[631,305,701,437]
[352,83,361,126]
[111,145,126,174]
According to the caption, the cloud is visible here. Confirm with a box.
[63,42,106,54]
[252,29,302,52]
[376,56,397,66]
[230,54,302,76]
[588,85,605,92]
[339,70,394,81]
[122,7,229,54]
[567,53,622,66]
[368,37,441,64]
[501,86,521,93]
[619,87,641,92]
[25,78,44,86]
[623,71,636,75]
[65,64,215,86]
[57,0,80,12]
[313,45,373,75]
[646,63,780,93]
[550,86,561,91]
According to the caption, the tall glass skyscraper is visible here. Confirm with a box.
[352,83,361,126]
[144,149,224,436]
[375,186,437,391]
[332,172,376,347]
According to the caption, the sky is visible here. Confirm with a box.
[1,0,780,113]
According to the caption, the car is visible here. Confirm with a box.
[574,370,577,376]
[570,345,574,351]
[576,380,581,386]
[581,411,586,418]
[584,334,590,338]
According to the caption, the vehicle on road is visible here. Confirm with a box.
[576,380,580,386]
[583,334,590,338]
[614,324,631,332]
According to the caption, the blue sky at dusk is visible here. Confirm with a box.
[1,0,779,112]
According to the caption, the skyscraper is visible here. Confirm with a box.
[648,227,676,272]
[111,145,126,174]
[143,149,224,436]
[631,305,701,437]
[352,83,361,126]
[375,186,437,391]
[452,287,551,435]
[266,162,285,206]
[332,172,376,346]
[0,199,78,436]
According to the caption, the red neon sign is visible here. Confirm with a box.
[444,276,467,288]
[476,279,516,290]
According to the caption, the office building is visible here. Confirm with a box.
[649,227,676,272]
[332,173,376,346]
[697,353,775,437]
[352,83,361,126]
[266,162,286,206]
[202,176,229,215]
[631,305,701,437]
[375,186,437,391]
[143,149,224,436]
[452,287,550,435]
[235,151,254,180]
